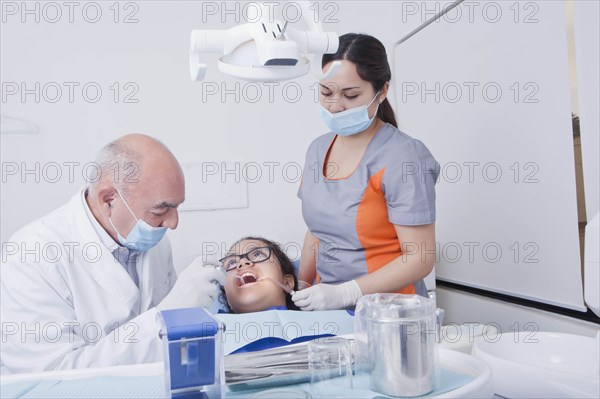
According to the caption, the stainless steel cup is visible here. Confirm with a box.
[355,294,438,397]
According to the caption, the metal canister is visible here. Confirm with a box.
[356,294,439,397]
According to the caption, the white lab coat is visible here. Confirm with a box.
[0,188,176,374]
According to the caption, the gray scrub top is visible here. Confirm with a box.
[298,123,439,293]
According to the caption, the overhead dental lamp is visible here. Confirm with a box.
[189,1,340,82]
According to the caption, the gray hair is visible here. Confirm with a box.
[89,141,143,199]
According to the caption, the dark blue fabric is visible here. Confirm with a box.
[230,334,336,354]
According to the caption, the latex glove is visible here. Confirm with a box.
[292,280,362,311]
[157,257,225,311]
[202,255,222,270]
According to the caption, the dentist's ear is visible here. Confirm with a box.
[94,185,117,214]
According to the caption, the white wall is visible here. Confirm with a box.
[1,0,593,323]
[394,0,586,311]
[0,1,439,271]
[0,1,316,269]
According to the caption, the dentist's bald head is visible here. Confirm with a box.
[88,134,185,243]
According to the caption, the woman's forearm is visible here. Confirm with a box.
[355,252,435,295]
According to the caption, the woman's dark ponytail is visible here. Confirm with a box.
[377,98,397,128]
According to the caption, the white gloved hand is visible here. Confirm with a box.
[157,257,225,311]
[202,255,221,269]
[292,280,362,311]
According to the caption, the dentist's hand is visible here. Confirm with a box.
[157,257,225,311]
[202,255,222,269]
[292,280,362,311]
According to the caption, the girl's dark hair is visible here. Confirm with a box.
[322,33,397,128]
[219,236,300,312]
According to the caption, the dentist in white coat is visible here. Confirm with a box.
[1,134,223,374]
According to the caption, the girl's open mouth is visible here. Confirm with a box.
[238,272,259,287]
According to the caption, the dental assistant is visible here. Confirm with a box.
[292,34,439,311]
[1,134,223,373]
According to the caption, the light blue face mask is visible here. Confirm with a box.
[319,91,381,136]
[107,189,168,252]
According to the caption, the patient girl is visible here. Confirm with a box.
[219,237,300,313]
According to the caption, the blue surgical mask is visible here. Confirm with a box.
[107,189,168,251]
[319,92,381,136]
